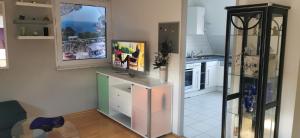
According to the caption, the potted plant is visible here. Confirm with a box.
[153,40,172,83]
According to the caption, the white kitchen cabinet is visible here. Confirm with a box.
[187,7,205,35]
[206,61,219,67]
[206,66,218,88]
[217,65,224,86]
[205,61,220,88]
[193,67,201,90]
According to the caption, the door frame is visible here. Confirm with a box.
[178,0,240,136]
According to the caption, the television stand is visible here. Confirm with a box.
[114,71,136,78]
[96,67,172,138]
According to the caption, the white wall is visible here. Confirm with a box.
[238,0,299,138]
[188,0,235,35]
[111,0,300,137]
[292,61,300,138]
[186,35,213,56]
[111,0,183,134]
[0,0,184,134]
[187,0,236,55]
[0,0,102,117]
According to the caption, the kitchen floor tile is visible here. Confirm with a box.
[193,133,213,138]
[184,126,201,138]
[183,92,223,138]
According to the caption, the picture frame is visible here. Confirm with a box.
[54,0,111,70]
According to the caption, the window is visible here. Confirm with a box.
[55,0,109,69]
[0,1,7,69]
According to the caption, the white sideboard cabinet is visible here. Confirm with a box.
[96,67,172,138]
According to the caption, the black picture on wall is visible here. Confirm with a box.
[158,22,179,53]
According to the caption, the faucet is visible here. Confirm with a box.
[191,51,195,59]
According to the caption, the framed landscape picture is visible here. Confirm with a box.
[55,0,110,69]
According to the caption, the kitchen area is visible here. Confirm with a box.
[185,56,224,98]
[183,0,235,137]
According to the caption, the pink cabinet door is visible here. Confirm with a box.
[132,85,148,137]
[151,84,172,137]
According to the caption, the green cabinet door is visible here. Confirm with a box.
[97,74,109,114]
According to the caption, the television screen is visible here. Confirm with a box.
[60,3,106,61]
[112,41,145,72]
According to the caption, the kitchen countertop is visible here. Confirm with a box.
[185,55,225,64]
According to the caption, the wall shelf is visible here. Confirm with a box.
[13,19,52,25]
[17,36,55,40]
[15,0,55,40]
[16,2,53,8]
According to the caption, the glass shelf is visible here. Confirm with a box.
[229,73,258,79]
[230,35,281,37]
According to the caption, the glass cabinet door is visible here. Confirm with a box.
[223,11,264,138]
[240,12,263,138]
[263,13,284,138]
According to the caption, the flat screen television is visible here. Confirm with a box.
[112,40,145,73]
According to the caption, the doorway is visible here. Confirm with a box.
[182,0,236,137]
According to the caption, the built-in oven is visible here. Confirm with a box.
[185,64,194,91]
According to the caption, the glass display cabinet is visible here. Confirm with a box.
[221,3,290,138]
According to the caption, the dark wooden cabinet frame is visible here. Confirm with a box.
[221,3,290,138]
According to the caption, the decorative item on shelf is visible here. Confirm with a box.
[272,26,279,36]
[19,15,26,20]
[15,15,52,25]
[245,44,256,56]
[153,39,172,83]
[33,31,39,36]
[43,27,49,36]
[244,56,259,77]
[244,84,257,113]
[245,47,252,56]
[43,16,50,22]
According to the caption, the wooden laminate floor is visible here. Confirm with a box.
[64,109,181,138]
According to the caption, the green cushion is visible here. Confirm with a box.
[0,101,26,130]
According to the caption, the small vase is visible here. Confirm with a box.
[159,66,168,83]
